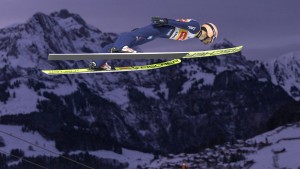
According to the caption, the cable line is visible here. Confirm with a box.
[0,148,48,169]
[0,129,95,169]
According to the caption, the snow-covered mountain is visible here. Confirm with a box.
[264,51,300,100]
[0,9,299,169]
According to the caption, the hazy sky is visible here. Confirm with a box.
[0,0,299,60]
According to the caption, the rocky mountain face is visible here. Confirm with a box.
[0,9,297,157]
[264,51,300,100]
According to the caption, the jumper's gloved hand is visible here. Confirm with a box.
[110,46,137,53]
[121,46,137,53]
[152,16,168,26]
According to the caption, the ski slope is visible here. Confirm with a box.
[246,123,300,169]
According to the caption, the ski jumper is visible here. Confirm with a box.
[97,19,201,65]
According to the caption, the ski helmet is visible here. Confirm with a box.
[200,23,218,43]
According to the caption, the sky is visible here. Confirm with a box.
[0,0,299,61]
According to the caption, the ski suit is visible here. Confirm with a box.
[97,19,201,66]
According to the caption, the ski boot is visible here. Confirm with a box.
[89,61,111,71]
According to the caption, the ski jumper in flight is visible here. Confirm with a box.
[89,17,218,70]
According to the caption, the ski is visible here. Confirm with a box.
[182,46,243,58]
[42,59,181,75]
[48,46,243,60]
[42,46,243,75]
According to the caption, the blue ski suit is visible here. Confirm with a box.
[97,19,201,66]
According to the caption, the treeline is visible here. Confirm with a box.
[268,100,300,129]
[0,86,124,153]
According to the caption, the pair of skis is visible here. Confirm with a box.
[42,46,243,75]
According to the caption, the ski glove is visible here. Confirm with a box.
[152,16,168,26]
[110,46,137,53]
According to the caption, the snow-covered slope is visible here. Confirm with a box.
[247,123,300,169]
[0,124,59,157]
[0,123,154,169]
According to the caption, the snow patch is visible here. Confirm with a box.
[180,63,215,94]
[159,83,169,99]
[71,148,154,169]
[181,72,215,94]
[9,55,36,68]
[55,17,82,31]
[43,82,78,96]
[103,87,129,107]
[136,87,159,99]
[0,124,59,157]
[0,84,43,115]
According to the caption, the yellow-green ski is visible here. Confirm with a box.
[183,46,243,58]
[42,59,181,75]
